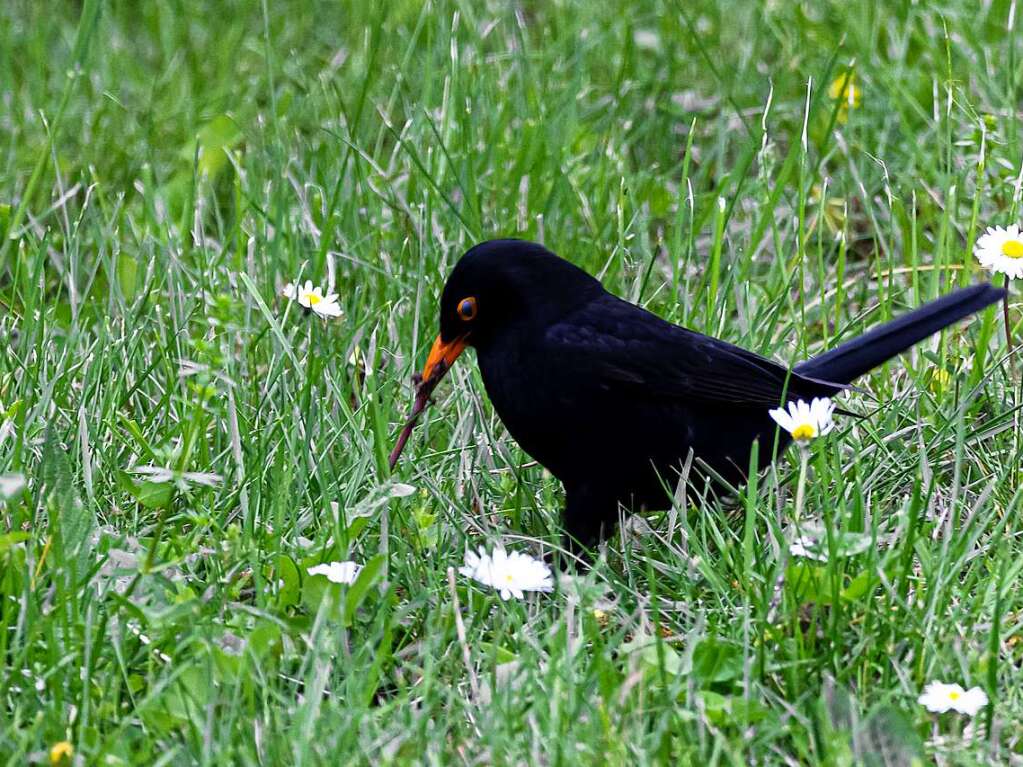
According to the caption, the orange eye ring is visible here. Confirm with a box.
[457,296,478,321]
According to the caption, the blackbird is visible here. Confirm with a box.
[390,239,1005,555]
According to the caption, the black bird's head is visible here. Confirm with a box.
[388,239,601,469]
[420,239,602,386]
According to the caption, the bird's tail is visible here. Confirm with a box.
[794,283,1006,385]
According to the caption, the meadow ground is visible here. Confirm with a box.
[2,0,1022,764]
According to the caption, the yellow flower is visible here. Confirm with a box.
[828,72,861,123]
[50,741,73,766]
[929,368,952,395]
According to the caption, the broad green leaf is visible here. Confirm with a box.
[691,637,743,685]
[248,621,283,659]
[180,114,242,180]
[118,472,175,510]
[275,554,301,608]
[478,642,518,664]
[0,531,30,553]
[117,252,139,301]
[344,554,385,626]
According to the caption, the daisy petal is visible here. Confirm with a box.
[459,545,554,600]
[918,681,987,717]
[954,687,989,716]
[974,224,1023,279]
[307,560,362,585]
[769,397,835,444]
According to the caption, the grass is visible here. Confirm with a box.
[1,0,1022,763]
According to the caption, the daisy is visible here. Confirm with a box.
[459,546,554,601]
[128,464,223,490]
[281,280,343,318]
[918,681,988,716]
[789,535,828,562]
[768,397,835,445]
[974,224,1023,280]
[307,560,361,585]
[0,473,25,500]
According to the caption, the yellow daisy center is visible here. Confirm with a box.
[306,293,322,305]
[1001,239,1023,258]
[791,423,816,441]
[949,690,961,700]
[505,573,515,583]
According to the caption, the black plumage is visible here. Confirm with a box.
[392,239,1005,556]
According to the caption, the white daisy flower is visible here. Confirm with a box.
[281,280,343,318]
[974,224,1023,279]
[459,546,554,601]
[307,560,361,585]
[0,473,26,500]
[769,397,835,445]
[917,681,988,716]
[129,464,222,490]
[789,535,828,562]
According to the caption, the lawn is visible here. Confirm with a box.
[1,0,1022,764]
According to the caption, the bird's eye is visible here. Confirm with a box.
[457,296,478,321]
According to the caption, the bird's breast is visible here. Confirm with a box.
[475,337,587,480]
[475,334,673,487]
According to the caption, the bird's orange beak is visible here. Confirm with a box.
[388,333,469,470]
[420,333,468,386]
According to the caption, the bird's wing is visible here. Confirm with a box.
[544,295,843,409]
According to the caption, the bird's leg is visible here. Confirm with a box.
[560,484,621,566]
